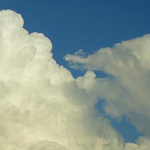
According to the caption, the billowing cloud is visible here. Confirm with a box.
[65,33,150,149]
[0,9,149,150]
[0,10,124,150]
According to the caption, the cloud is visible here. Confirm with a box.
[65,34,150,149]
[28,141,68,150]
[0,10,125,150]
[0,9,149,150]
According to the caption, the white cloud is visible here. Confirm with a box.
[0,9,149,150]
[65,33,150,149]
[0,10,125,150]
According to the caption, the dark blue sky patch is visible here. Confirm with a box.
[111,116,144,143]
[94,70,112,78]
[95,100,143,143]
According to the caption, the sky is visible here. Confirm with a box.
[1,0,150,74]
[0,0,150,150]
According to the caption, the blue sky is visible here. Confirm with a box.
[1,0,150,144]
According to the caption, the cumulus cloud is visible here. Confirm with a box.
[65,33,150,149]
[0,10,126,150]
[0,9,149,150]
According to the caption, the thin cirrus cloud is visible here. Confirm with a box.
[0,9,149,150]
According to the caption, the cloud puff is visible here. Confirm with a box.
[1,9,150,150]
[65,34,150,149]
[0,10,126,150]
